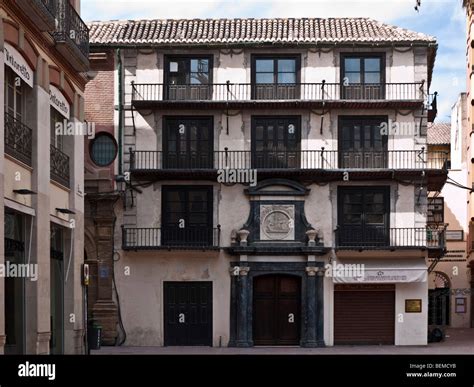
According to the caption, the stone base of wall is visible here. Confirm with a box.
[92,300,119,346]
[36,331,51,354]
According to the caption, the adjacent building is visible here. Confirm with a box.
[463,0,474,329]
[86,17,446,346]
[0,0,89,354]
[427,99,470,328]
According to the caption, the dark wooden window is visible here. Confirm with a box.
[251,116,300,168]
[161,186,213,246]
[338,187,390,247]
[164,56,212,100]
[427,197,444,224]
[252,55,300,99]
[341,54,385,99]
[338,116,388,168]
[163,117,213,169]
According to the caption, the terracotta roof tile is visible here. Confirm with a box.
[427,122,451,145]
[88,18,436,46]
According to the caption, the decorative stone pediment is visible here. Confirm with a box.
[230,179,325,253]
[245,179,310,196]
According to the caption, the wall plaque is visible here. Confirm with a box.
[405,299,422,313]
[260,205,295,241]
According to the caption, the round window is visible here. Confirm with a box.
[90,133,118,167]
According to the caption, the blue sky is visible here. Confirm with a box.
[82,0,466,122]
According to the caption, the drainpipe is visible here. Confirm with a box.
[117,48,123,175]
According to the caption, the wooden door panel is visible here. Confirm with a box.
[253,275,301,345]
[164,282,212,346]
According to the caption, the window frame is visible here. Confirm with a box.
[427,197,444,224]
[161,185,214,245]
[4,67,25,122]
[251,54,301,86]
[162,116,214,169]
[250,115,301,169]
[89,132,118,167]
[337,186,390,246]
[340,53,385,86]
[50,107,65,151]
[164,55,213,86]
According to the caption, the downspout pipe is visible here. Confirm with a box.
[117,48,123,175]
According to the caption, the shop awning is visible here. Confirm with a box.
[330,259,427,284]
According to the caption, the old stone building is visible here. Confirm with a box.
[0,0,89,354]
[86,17,447,346]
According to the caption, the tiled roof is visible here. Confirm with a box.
[427,122,451,145]
[88,18,436,46]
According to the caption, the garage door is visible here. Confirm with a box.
[164,282,212,346]
[334,284,395,345]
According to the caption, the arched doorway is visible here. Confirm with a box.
[429,271,451,326]
[253,274,301,345]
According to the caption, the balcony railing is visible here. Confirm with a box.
[4,112,33,166]
[335,226,446,250]
[122,226,221,250]
[52,0,89,71]
[131,82,424,103]
[50,145,70,187]
[130,149,448,171]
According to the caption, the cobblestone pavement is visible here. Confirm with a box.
[91,328,474,355]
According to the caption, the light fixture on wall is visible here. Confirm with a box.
[56,208,76,215]
[13,189,37,195]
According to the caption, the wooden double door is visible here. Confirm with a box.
[164,282,212,346]
[253,275,301,345]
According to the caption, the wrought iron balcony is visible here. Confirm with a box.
[335,226,446,256]
[4,112,33,166]
[131,82,424,108]
[130,149,448,172]
[15,0,56,31]
[50,145,70,188]
[122,226,221,250]
[52,0,89,72]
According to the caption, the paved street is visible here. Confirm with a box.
[91,328,474,355]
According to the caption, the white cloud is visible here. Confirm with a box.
[82,0,445,21]
[81,0,465,121]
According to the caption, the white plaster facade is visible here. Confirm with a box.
[100,25,442,347]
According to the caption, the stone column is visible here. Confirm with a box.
[28,73,51,354]
[89,195,119,346]
[63,111,85,354]
[316,268,325,346]
[235,266,251,347]
[302,266,318,347]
